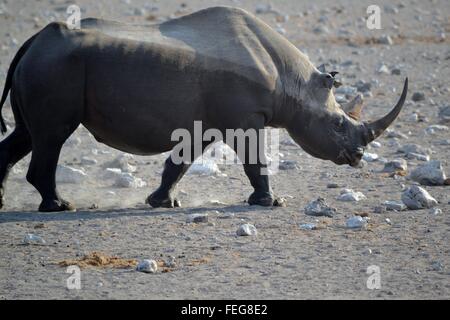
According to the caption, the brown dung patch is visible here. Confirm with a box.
[58,251,138,269]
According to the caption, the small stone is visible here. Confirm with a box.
[405,152,430,162]
[136,259,158,273]
[378,35,394,45]
[114,173,147,188]
[186,214,209,223]
[278,160,298,170]
[346,216,368,229]
[23,234,46,245]
[429,208,442,215]
[425,124,449,135]
[273,197,287,207]
[412,92,425,102]
[363,152,379,162]
[363,248,373,255]
[104,168,122,179]
[438,105,450,122]
[398,144,430,157]
[236,224,257,236]
[106,153,136,173]
[377,64,390,74]
[401,185,438,210]
[383,200,406,211]
[409,160,447,186]
[385,218,392,225]
[80,156,97,166]
[337,189,366,202]
[391,68,401,75]
[56,165,87,184]
[299,223,317,230]
[304,197,336,217]
[370,141,382,148]
[431,261,444,272]
[255,4,273,14]
[187,159,221,176]
[327,183,340,188]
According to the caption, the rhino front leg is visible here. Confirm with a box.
[146,156,189,208]
[243,163,275,206]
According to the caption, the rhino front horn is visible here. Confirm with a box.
[365,78,408,142]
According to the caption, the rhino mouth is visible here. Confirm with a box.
[339,149,363,167]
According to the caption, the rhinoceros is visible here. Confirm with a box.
[0,6,407,212]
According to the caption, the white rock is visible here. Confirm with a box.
[114,173,147,188]
[398,144,430,156]
[369,141,382,148]
[363,152,379,162]
[429,208,442,215]
[409,160,447,186]
[187,159,221,176]
[425,124,449,135]
[104,168,122,179]
[236,224,257,236]
[401,185,438,210]
[377,64,390,74]
[136,259,158,273]
[56,165,87,183]
[405,152,430,162]
[383,200,406,211]
[23,234,46,245]
[346,216,369,229]
[337,189,366,202]
[107,153,136,173]
[304,198,336,217]
[299,223,317,230]
[186,214,209,223]
[80,156,98,166]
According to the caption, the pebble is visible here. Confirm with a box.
[187,159,221,176]
[104,168,123,179]
[107,153,136,173]
[405,152,430,162]
[114,173,147,188]
[363,152,379,162]
[377,35,394,45]
[23,234,46,245]
[425,124,449,135]
[304,197,336,217]
[377,64,390,74]
[186,214,209,223]
[383,200,406,211]
[80,156,97,166]
[56,165,87,183]
[299,223,317,230]
[346,216,369,229]
[431,261,444,272]
[409,160,447,186]
[438,105,450,122]
[401,185,438,210]
[236,224,257,236]
[369,141,382,148]
[337,189,366,202]
[411,92,425,102]
[136,259,158,273]
[278,160,298,170]
[385,129,408,139]
[398,144,430,157]
[429,208,442,215]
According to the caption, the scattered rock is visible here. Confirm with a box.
[385,129,408,139]
[104,168,123,179]
[411,92,425,102]
[80,156,97,166]
[23,234,46,245]
[299,223,317,230]
[438,105,450,122]
[273,197,287,207]
[236,224,257,236]
[405,152,430,162]
[401,185,438,209]
[304,197,336,217]
[383,200,406,211]
[56,165,87,183]
[187,159,221,175]
[114,173,147,188]
[278,160,298,170]
[346,216,369,229]
[136,259,158,273]
[431,261,444,272]
[363,152,379,162]
[377,35,393,45]
[370,141,382,148]
[429,208,442,215]
[425,124,449,135]
[377,64,390,74]
[337,189,366,202]
[106,153,136,173]
[384,159,408,173]
[398,144,430,157]
[186,214,209,223]
[409,160,447,186]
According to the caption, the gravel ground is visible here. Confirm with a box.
[0,0,449,299]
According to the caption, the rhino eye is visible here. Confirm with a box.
[333,118,345,131]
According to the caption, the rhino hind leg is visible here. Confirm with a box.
[146,156,188,208]
[0,126,32,209]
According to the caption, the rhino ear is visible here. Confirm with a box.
[341,93,364,120]
[317,64,326,73]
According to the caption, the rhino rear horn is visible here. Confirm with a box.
[342,93,364,120]
[365,78,408,141]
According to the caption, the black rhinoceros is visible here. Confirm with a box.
[0,6,407,212]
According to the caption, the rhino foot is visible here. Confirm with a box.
[146,192,181,208]
[38,199,76,212]
[248,191,275,207]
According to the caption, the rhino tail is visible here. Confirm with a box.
[0,32,39,135]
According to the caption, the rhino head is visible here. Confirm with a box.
[286,71,408,167]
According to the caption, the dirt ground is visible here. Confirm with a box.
[0,0,449,299]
